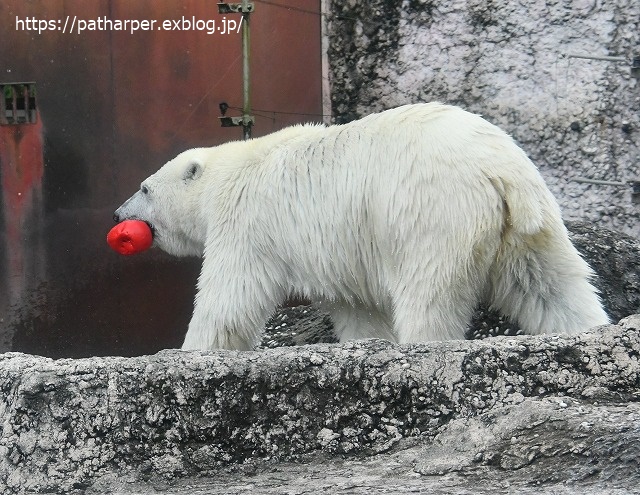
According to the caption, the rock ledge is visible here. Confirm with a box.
[2,316,640,493]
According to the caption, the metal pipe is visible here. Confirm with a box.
[565,53,627,63]
[242,0,252,140]
[574,178,627,187]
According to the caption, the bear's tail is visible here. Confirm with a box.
[488,173,610,335]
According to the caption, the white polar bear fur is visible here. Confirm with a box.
[114,103,609,350]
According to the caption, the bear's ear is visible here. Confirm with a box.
[183,162,203,181]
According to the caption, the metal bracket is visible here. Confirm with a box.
[629,180,640,198]
[219,115,255,128]
[217,2,254,14]
[1,82,37,125]
[632,56,640,79]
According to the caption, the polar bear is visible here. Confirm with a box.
[113,103,609,350]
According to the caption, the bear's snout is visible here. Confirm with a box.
[113,209,130,224]
[113,195,138,224]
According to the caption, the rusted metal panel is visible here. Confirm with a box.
[0,0,323,356]
[0,104,45,351]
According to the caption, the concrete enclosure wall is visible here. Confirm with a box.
[324,0,640,236]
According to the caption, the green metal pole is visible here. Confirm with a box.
[242,0,251,140]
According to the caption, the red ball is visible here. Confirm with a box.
[107,220,153,255]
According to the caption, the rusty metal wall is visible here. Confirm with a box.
[0,0,322,357]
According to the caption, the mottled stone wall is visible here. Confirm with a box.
[325,0,640,236]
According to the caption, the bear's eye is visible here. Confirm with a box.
[141,185,149,195]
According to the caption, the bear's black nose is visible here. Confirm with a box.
[113,213,120,223]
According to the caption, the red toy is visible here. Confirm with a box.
[107,220,153,255]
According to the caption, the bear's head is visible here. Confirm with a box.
[113,148,210,257]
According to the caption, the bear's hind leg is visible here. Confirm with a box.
[390,239,496,343]
[489,229,609,335]
[392,283,479,342]
[389,231,496,342]
[317,300,396,342]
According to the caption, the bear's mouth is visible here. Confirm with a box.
[145,221,156,239]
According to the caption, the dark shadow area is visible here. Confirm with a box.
[2,208,201,358]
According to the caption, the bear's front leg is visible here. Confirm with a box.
[181,246,284,351]
[182,309,259,350]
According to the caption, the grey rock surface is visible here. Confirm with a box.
[86,399,640,495]
[568,221,640,321]
[2,316,640,494]
[325,0,640,236]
